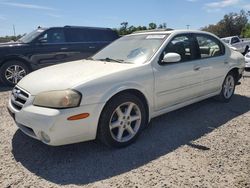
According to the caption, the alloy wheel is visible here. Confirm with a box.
[5,65,26,84]
[223,75,235,99]
[109,102,142,143]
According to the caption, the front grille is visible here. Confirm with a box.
[11,87,29,110]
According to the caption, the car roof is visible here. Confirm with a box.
[37,26,114,31]
[130,29,218,37]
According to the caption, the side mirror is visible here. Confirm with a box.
[162,53,181,63]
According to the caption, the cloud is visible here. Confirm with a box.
[1,2,56,10]
[46,13,62,18]
[204,0,241,12]
[186,0,198,2]
[205,0,240,9]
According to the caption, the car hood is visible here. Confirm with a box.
[17,60,136,95]
[0,41,26,48]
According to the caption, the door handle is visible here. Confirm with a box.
[224,61,229,64]
[89,46,95,49]
[61,47,68,50]
[193,66,201,71]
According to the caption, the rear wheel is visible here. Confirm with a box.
[98,93,147,148]
[0,60,29,86]
[216,72,236,102]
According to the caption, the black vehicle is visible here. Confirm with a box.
[0,26,119,86]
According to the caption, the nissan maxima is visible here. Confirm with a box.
[8,30,245,147]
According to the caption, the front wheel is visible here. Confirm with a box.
[97,93,147,148]
[0,60,29,86]
[216,72,236,102]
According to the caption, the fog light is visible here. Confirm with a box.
[41,131,50,143]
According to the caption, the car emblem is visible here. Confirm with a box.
[12,89,21,100]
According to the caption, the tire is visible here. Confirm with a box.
[216,72,236,102]
[97,93,147,148]
[0,60,29,87]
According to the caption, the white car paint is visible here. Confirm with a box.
[221,36,250,54]
[245,52,250,68]
[8,30,245,146]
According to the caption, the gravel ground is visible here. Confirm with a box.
[0,72,250,188]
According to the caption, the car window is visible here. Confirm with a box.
[65,28,118,42]
[39,29,65,43]
[88,29,118,42]
[161,34,199,63]
[196,34,224,58]
[65,28,88,42]
[231,37,240,44]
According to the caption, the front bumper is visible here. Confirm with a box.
[8,98,105,146]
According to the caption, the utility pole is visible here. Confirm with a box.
[13,24,16,36]
[186,24,190,30]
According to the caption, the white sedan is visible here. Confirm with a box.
[244,51,250,70]
[8,30,245,147]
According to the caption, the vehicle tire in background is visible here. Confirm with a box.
[216,72,236,102]
[97,93,147,148]
[0,60,29,87]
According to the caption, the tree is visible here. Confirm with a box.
[148,23,157,30]
[241,23,250,38]
[202,10,249,37]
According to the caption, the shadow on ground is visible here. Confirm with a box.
[12,94,250,185]
[0,86,12,92]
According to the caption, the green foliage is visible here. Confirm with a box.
[114,22,170,35]
[241,23,250,37]
[0,35,22,43]
[202,10,250,38]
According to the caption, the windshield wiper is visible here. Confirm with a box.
[86,57,94,60]
[97,57,124,63]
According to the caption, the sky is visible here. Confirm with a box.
[0,0,250,36]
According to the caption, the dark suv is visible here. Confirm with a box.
[0,26,119,86]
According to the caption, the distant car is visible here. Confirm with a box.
[221,36,250,55]
[0,26,119,86]
[8,30,245,148]
[244,51,250,71]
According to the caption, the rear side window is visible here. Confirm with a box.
[64,28,87,42]
[65,28,118,43]
[195,34,225,58]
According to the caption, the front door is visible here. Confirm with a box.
[154,34,204,111]
[31,28,71,68]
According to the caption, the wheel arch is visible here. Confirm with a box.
[228,67,240,81]
[99,88,151,127]
[0,56,32,71]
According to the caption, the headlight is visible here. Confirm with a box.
[33,90,82,109]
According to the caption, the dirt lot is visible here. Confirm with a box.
[0,72,249,188]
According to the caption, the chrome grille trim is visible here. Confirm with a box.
[11,86,30,111]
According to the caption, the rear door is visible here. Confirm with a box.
[64,28,93,60]
[193,33,227,94]
[231,37,244,53]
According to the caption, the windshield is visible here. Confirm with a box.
[18,29,45,43]
[221,39,230,44]
[92,34,169,64]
